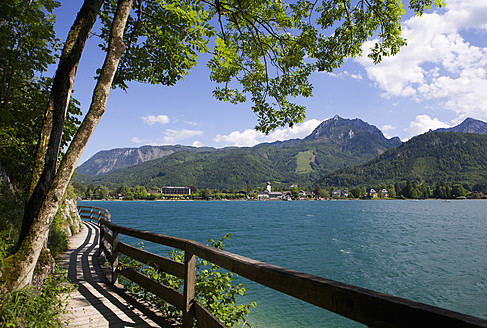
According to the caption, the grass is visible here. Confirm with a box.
[0,264,75,327]
[295,150,315,174]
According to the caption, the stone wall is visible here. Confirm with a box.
[57,198,82,237]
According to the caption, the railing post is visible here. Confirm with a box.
[183,250,196,328]
[90,207,93,222]
[98,221,104,257]
[111,229,119,284]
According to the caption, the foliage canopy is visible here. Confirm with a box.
[0,0,81,192]
[97,0,442,133]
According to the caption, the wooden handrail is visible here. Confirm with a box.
[78,205,487,328]
[78,205,111,222]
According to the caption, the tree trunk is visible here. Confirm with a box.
[0,0,133,292]
[23,0,105,246]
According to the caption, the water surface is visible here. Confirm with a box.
[80,200,487,327]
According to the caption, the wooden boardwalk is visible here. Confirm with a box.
[58,221,177,328]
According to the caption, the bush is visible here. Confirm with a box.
[0,186,24,244]
[119,234,256,327]
[48,211,69,258]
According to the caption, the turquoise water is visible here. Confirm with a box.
[80,200,487,327]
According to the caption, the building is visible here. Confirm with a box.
[269,192,283,200]
[161,186,194,195]
[332,190,349,198]
[257,182,283,200]
[257,190,270,199]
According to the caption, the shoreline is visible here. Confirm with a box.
[79,197,478,202]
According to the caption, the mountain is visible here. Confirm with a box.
[305,115,402,147]
[74,115,401,189]
[434,117,487,135]
[318,132,487,188]
[77,145,215,176]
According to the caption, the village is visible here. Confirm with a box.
[75,181,395,201]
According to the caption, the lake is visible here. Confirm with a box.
[79,199,487,327]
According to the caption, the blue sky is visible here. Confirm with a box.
[51,1,487,165]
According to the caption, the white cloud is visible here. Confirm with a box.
[356,0,487,120]
[185,121,198,126]
[381,124,396,132]
[381,124,396,138]
[141,114,170,125]
[162,129,204,144]
[405,115,451,137]
[214,129,261,147]
[329,71,363,80]
[214,119,322,147]
[131,137,144,144]
[192,141,203,147]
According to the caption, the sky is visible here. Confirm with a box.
[51,0,487,165]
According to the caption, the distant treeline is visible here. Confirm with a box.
[343,181,486,200]
[72,180,487,201]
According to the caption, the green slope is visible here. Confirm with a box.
[318,132,487,188]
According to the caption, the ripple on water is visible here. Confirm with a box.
[81,200,487,327]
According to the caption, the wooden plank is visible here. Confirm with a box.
[118,242,185,279]
[103,227,114,245]
[98,222,104,257]
[184,241,487,328]
[194,301,226,328]
[100,219,186,250]
[101,239,113,263]
[112,231,119,284]
[182,252,196,328]
[119,266,185,311]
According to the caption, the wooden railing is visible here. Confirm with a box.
[77,205,487,328]
[78,205,111,222]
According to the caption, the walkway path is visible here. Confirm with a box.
[58,221,177,328]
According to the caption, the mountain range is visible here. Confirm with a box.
[74,116,487,190]
[75,115,401,189]
[76,145,215,176]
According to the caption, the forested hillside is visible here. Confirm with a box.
[318,132,487,189]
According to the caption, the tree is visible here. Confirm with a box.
[0,0,442,292]
[387,184,396,198]
[94,185,110,199]
[450,184,466,198]
[316,188,328,199]
[71,182,86,197]
[0,0,82,191]
[434,181,450,199]
[201,188,212,200]
[290,186,300,199]
[401,180,414,199]
[134,185,148,199]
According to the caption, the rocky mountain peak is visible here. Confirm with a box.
[434,117,487,135]
[304,115,401,147]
